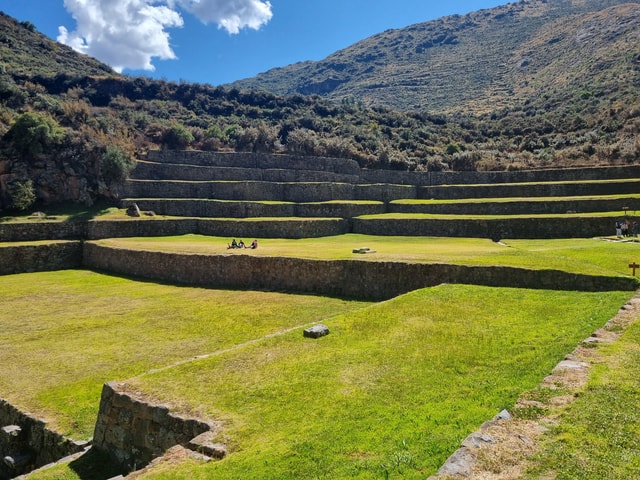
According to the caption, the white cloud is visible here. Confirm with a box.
[176,0,273,34]
[57,0,273,73]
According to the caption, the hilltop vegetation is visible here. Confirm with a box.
[0,1,638,211]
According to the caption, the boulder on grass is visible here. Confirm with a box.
[303,324,330,339]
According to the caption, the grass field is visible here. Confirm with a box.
[3,233,640,479]
[96,234,640,277]
[1,266,633,479]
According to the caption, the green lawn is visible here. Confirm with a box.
[0,270,370,438]
[96,234,640,276]
[120,286,631,479]
[524,318,640,480]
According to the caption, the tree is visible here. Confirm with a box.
[5,112,64,157]
[101,146,136,185]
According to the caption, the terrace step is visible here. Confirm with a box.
[389,196,640,215]
[121,198,386,218]
[122,179,417,202]
[132,160,362,184]
[418,179,640,200]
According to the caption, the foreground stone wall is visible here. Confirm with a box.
[92,382,212,473]
[0,399,88,478]
[0,241,82,275]
[83,243,638,298]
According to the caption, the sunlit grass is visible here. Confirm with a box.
[122,286,632,479]
[95,234,640,276]
[525,319,640,479]
[0,270,370,438]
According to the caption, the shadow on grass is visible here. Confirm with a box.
[0,200,119,223]
[68,447,124,480]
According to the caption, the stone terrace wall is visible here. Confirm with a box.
[83,243,637,299]
[0,241,82,275]
[146,150,362,174]
[0,218,350,242]
[0,222,86,242]
[145,151,640,186]
[0,399,88,478]
[92,382,212,473]
[353,216,622,239]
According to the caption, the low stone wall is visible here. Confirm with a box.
[121,199,385,219]
[420,179,640,199]
[146,151,640,186]
[390,199,640,215]
[353,216,621,239]
[0,222,86,242]
[92,382,212,473]
[134,161,361,184]
[82,244,637,299]
[0,399,88,478]
[146,150,362,174]
[0,241,82,275]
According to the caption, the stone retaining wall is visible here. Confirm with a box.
[121,199,385,219]
[0,222,86,242]
[0,399,88,478]
[353,216,622,239]
[82,243,638,299]
[0,241,82,275]
[419,179,640,199]
[390,199,640,215]
[92,382,212,473]
[146,151,362,174]
[145,151,640,186]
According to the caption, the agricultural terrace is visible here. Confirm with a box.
[2,233,640,478]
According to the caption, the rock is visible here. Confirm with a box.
[127,203,141,217]
[303,324,330,339]
[437,447,475,477]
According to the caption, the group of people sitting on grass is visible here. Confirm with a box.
[228,239,258,249]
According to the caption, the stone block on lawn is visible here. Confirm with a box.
[303,324,330,339]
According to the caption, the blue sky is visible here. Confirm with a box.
[1,0,509,86]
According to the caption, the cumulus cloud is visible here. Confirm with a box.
[57,0,273,73]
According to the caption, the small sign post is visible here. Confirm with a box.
[629,262,639,276]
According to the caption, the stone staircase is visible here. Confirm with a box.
[120,150,640,238]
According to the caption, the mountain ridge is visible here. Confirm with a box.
[228,0,640,113]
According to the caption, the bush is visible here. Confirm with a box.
[101,146,136,185]
[162,123,194,149]
[5,112,64,157]
[10,179,36,211]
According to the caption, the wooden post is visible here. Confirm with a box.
[629,262,639,276]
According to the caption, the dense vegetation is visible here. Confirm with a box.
[0,1,638,211]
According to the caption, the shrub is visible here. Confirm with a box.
[100,145,136,185]
[10,179,36,211]
[5,112,64,157]
[162,123,194,149]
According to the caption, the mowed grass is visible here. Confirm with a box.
[525,319,640,480]
[96,234,640,277]
[117,285,632,480]
[0,270,370,438]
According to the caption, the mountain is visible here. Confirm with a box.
[0,3,638,211]
[229,0,640,114]
[0,12,116,79]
